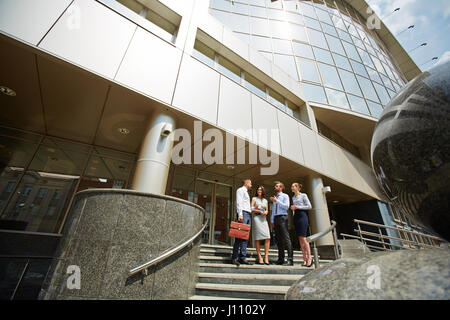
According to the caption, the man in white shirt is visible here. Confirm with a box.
[232,179,252,266]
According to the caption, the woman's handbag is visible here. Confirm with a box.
[228,221,250,240]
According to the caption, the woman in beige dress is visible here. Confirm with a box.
[251,186,271,265]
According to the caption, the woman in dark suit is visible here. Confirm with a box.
[290,183,313,267]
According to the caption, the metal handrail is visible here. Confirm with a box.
[342,219,446,252]
[306,220,339,269]
[129,219,209,276]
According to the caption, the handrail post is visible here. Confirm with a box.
[332,227,339,259]
[313,242,320,269]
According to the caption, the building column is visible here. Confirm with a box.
[305,175,334,246]
[131,111,176,194]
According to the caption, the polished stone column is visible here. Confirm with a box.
[305,175,334,246]
[131,111,176,194]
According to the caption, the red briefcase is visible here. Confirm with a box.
[228,221,250,241]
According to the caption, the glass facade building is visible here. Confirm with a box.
[209,0,406,118]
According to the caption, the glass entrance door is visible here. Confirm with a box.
[195,178,233,245]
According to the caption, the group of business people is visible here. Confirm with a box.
[232,179,313,267]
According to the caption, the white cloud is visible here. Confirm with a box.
[434,51,450,66]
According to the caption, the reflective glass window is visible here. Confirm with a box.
[270,20,291,39]
[250,35,272,51]
[303,16,321,30]
[249,5,267,18]
[290,24,308,43]
[250,17,271,36]
[347,94,370,115]
[297,58,320,83]
[292,41,314,59]
[268,88,286,111]
[274,54,299,80]
[325,88,349,108]
[272,38,292,55]
[325,34,345,55]
[321,22,338,37]
[356,75,380,102]
[218,55,241,83]
[315,8,332,24]
[332,53,351,71]
[307,28,328,49]
[244,72,266,99]
[314,47,334,64]
[302,83,328,104]
[367,101,384,118]
[342,41,361,62]
[338,68,362,96]
[373,82,391,105]
[318,63,343,90]
[350,60,369,77]
[299,2,317,18]
[193,40,215,68]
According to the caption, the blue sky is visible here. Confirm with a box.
[367,0,450,71]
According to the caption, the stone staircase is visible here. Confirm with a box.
[190,244,332,300]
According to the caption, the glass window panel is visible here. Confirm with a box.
[250,17,271,36]
[193,40,215,68]
[244,72,266,99]
[366,67,382,84]
[356,75,380,102]
[387,89,396,99]
[347,94,370,115]
[249,5,267,18]
[342,41,361,62]
[381,74,394,90]
[314,47,334,64]
[231,2,249,15]
[338,68,362,96]
[346,23,359,38]
[272,38,292,55]
[292,41,314,59]
[337,28,351,42]
[234,32,250,43]
[318,63,343,90]
[373,82,391,105]
[325,88,349,108]
[267,8,285,20]
[350,60,368,77]
[259,51,273,61]
[325,34,345,55]
[209,8,230,25]
[28,145,88,176]
[92,146,135,162]
[302,82,328,104]
[307,28,328,49]
[315,8,332,24]
[218,55,241,83]
[228,13,249,33]
[352,35,365,49]
[367,101,384,118]
[303,16,321,30]
[210,0,231,11]
[248,0,265,6]
[371,55,385,75]
[250,35,272,51]
[299,2,317,18]
[297,58,320,83]
[268,88,286,111]
[270,20,291,39]
[273,54,298,80]
[290,23,308,42]
[332,16,346,31]
[357,48,374,68]
[321,22,338,37]
[286,12,304,25]
[332,53,351,71]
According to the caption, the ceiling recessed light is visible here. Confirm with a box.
[118,128,130,135]
[0,86,16,96]
[333,200,340,203]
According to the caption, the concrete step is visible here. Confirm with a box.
[199,255,307,264]
[195,283,289,300]
[189,295,258,300]
[197,272,303,286]
[200,248,308,259]
[197,263,312,275]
